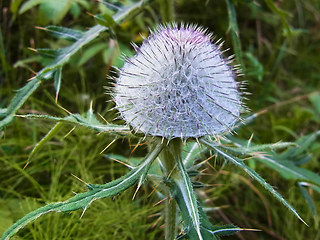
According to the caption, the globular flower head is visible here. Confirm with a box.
[113,23,244,139]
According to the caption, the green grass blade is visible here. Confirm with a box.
[0,27,10,80]
[225,0,244,69]
[298,182,316,215]
[27,122,64,163]
[264,0,291,35]
[201,138,307,225]
[1,141,164,240]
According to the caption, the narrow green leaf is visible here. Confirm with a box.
[19,0,42,14]
[94,13,117,28]
[70,2,81,19]
[77,43,108,66]
[38,0,73,24]
[298,183,316,215]
[300,182,320,194]
[13,56,42,68]
[112,0,145,24]
[10,0,24,15]
[248,142,296,152]
[182,142,206,169]
[0,109,7,117]
[221,136,296,155]
[27,122,64,163]
[16,113,130,135]
[208,225,242,236]
[42,25,84,41]
[36,48,62,58]
[102,13,117,26]
[54,67,62,102]
[225,0,244,69]
[244,52,264,81]
[173,178,238,239]
[279,131,320,159]
[255,155,320,185]
[1,141,164,240]
[174,156,202,240]
[201,138,307,225]
[1,0,147,129]
[309,92,320,115]
[0,75,44,130]
[264,0,291,35]
[0,26,10,78]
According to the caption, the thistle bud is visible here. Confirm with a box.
[113,23,243,139]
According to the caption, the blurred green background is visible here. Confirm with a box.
[1,0,320,239]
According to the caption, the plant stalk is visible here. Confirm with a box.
[159,139,182,240]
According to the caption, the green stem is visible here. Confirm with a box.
[164,197,177,240]
[159,139,182,240]
[159,0,175,22]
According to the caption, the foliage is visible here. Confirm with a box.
[1,0,320,239]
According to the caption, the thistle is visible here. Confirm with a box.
[2,20,307,240]
[114,23,243,139]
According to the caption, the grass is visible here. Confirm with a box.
[1,0,320,239]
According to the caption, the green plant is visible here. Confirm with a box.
[1,0,320,239]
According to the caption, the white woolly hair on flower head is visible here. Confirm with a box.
[112,23,245,139]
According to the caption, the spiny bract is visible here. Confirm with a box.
[113,23,243,139]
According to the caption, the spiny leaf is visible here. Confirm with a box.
[16,112,130,135]
[173,175,242,239]
[182,142,206,169]
[207,225,242,236]
[36,48,62,58]
[201,137,307,225]
[0,23,104,130]
[174,155,202,240]
[255,155,320,185]
[41,25,84,41]
[221,136,296,155]
[1,141,164,240]
[0,109,7,117]
[0,74,50,130]
[279,131,320,159]
[94,13,117,28]
[0,0,147,130]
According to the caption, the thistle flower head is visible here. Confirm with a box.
[113,23,244,139]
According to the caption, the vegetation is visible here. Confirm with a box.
[1,0,320,239]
